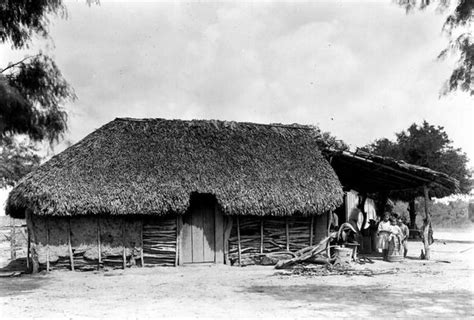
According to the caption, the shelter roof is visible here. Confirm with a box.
[323,149,459,198]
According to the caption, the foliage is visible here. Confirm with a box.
[363,120,471,193]
[415,198,471,228]
[439,33,474,95]
[393,198,471,228]
[469,201,474,221]
[0,0,76,186]
[1,54,75,143]
[392,200,410,220]
[0,137,41,188]
[0,0,65,49]
[314,130,349,151]
[396,0,473,96]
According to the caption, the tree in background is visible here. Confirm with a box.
[396,0,473,96]
[0,1,77,187]
[0,137,41,187]
[363,120,471,259]
[314,130,350,151]
[427,199,470,227]
[365,121,471,193]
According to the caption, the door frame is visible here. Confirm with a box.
[178,194,225,265]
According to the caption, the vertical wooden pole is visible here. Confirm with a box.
[409,198,417,231]
[326,211,330,237]
[223,217,233,265]
[236,216,241,266]
[26,229,30,270]
[97,216,101,270]
[10,218,16,260]
[309,216,314,246]
[140,219,145,267]
[67,218,74,271]
[260,218,264,254]
[326,212,331,259]
[26,211,39,273]
[175,216,179,267]
[46,218,50,272]
[122,219,126,270]
[422,186,432,260]
[285,217,290,252]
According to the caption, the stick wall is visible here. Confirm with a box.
[228,214,328,265]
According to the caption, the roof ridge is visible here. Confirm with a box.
[113,117,316,130]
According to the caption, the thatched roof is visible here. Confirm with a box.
[6,118,343,218]
[324,149,459,199]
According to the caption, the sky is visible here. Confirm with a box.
[1,1,473,166]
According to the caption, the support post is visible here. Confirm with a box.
[326,212,331,259]
[97,216,101,270]
[122,219,126,270]
[409,199,417,231]
[46,218,50,272]
[140,219,145,267]
[10,218,16,260]
[309,216,314,246]
[26,229,30,270]
[285,217,290,252]
[422,186,432,260]
[26,211,39,273]
[236,216,241,266]
[260,218,264,254]
[223,217,233,265]
[175,216,179,267]
[67,218,74,271]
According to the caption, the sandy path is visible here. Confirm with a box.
[1,233,473,319]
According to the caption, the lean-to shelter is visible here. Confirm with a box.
[6,118,344,271]
[323,149,460,256]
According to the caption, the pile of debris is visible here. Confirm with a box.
[274,234,335,269]
[238,225,374,269]
[272,228,380,275]
[277,264,400,277]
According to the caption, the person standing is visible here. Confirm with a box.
[398,217,410,258]
[377,213,391,260]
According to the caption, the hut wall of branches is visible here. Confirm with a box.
[28,211,331,271]
[27,214,181,271]
[7,118,344,272]
[227,214,328,265]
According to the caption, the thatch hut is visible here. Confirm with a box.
[6,118,343,271]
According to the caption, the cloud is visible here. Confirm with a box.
[1,1,472,164]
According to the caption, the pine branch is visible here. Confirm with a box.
[0,56,37,74]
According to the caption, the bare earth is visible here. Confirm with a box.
[1,228,473,319]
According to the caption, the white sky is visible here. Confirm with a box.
[1,1,473,166]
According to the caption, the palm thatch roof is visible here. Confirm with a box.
[324,149,459,199]
[6,118,343,218]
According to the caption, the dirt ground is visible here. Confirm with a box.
[0,228,473,319]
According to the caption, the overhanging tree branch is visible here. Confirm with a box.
[0,56,36,74]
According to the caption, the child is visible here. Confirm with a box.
[377,213,391,260]
[398,217,410,258]
[387,217,403,260]
[389,217,402,238]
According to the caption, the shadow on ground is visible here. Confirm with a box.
[0,275,48,297]
[435,239,474,244]
[0,257,48,298]
[245,283,473,317]
[0,257,29,272]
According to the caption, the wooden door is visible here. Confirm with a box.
[182,194,218,263]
